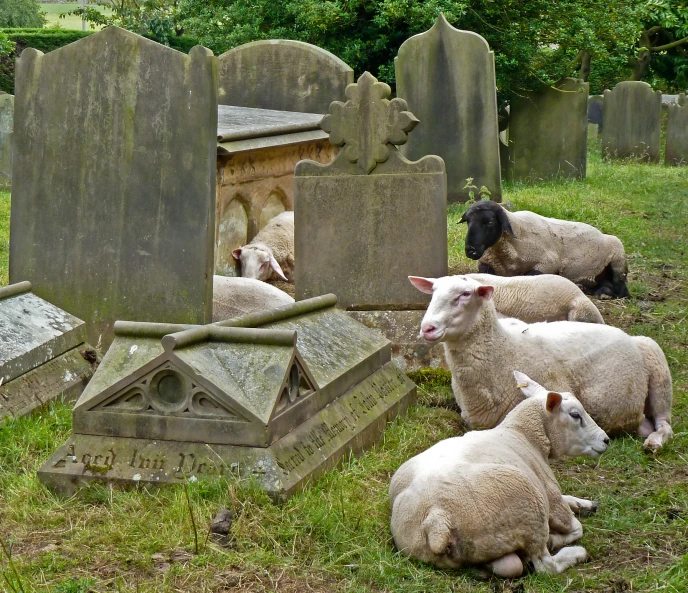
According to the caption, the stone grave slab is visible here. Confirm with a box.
[506,78,588,181]
[395,14,502,202]
[38,295,416,500]
[10,27,217,349]
[0,281,95,419]
[665,94,688,166]
[0,92,12,190]
[602,82,662,162]
[218,40,353,114]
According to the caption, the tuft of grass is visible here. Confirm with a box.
[0,148,687,592]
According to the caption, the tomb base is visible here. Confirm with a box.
[38,361,416,501]
[347,310,447,372]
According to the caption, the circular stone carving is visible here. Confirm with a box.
[149,369,189,413]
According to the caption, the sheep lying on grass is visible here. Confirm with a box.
[232,211,294,283]
[466,273,604,324]
[409,275,673,450]
[212,275,294,322]
[390,371,608,577]
[460,201,629,298]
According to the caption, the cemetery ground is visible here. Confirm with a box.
[0,147,686,593]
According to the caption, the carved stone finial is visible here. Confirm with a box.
[320,71,419,174]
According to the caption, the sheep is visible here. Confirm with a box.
[212,275,294,322]
[460,201,629,298]
[408,275,673,450]
[390,371,608,577]
[232,211,295,283]
[467,273,604,324]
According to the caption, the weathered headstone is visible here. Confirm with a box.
[218,40,353,114]
[294,72,447,370]
[395,14,502,202]
[602,82,662,162]
[10,27,218,348]
[588,95,604,131]
[665,94,688,166]
[506,78,588,181]
[38,295,417,500]
[0,282,95,419]
[0,92,12,190]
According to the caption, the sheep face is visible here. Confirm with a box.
[514,371,609,459]
[232,245,287,282]
[409,276,494,343]
[460,201,515,260]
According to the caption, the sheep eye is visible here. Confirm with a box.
[462,290,471,297]
[569,411,582,422]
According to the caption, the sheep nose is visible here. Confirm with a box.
[421,322,437,334]
[603,437,610,445]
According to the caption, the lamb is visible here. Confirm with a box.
[409,275,673,450]
[467,273,604,324]
[232,211,295,283]
[390,371,608,577]
[212,275,294,322]
[460,201,629,298]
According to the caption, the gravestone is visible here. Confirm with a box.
[588,95,604,131]
[395,14,502,202]
[0,282,95,419]
[38,295,417,500]
[0,92,12,190]
[602,82,662,162]
[10,27,217,349]
[218,40,354,114]
[665,94,688,166]
[506,78,588,181]
[294,72,447,370]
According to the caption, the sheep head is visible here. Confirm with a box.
[460,201,515,260]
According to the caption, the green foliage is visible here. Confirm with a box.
[0,33,15,58]
[0,0,46,29]
[641,1,688,91]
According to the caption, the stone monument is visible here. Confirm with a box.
[506,78,589,181]
[0,92,12,190]
[37,295,417,500]
[602,82,662,162]
[665,94,688,166]
[395,14,502,202]
[294,72,447,370]
[10,27,218,349]
[218,40,353,114]
[588,95,604,131]
[0,282,95,419]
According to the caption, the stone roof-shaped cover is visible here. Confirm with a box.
[73,295,390,447]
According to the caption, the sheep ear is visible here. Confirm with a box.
[232,248,242,260]
[408,276,436,294]
[546,392,563,413]
[513,371,545,398]
[476,285,494,300]
[269,255,288,281]
[497,208,516,238]
[459,212,469,224]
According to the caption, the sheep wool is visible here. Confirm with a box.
[212,276,294,322]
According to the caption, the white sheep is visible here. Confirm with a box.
[232,211,295,283]
[409,275,673,450]
[467,273,604,324]
[461,201,629,298]
[390,371,608,577]
[212,275,294,322]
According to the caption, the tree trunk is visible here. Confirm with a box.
[574,50,591,82]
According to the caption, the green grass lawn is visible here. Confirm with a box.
[0,147,687,592]
[40,3,110,31]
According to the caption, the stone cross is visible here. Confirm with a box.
[320,72,419,174]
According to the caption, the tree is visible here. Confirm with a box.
[0,0,46,29]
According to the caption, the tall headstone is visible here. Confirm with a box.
[665,93,688,166]
[218,40,354,114]
[588,95,604,131]
[506,78,589,181]
[0,92,12,190]
[602,81,662,162]
[395,14,502,202]
[10,27,218,349]
[295,72,447,370]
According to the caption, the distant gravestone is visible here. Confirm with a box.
[507,78,589,181]
[0,282,94,419]
[294,72,447,370]
[218,40,354,114]
[665,93,688,166]
[10,27,217,348]
[38,295,417,500]
[602,81,662,162]
[0,92,12,190]
[588,95,604,130]
[395,14,502,202]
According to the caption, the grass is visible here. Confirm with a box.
[40,3,110,31]
[0,145,687,592]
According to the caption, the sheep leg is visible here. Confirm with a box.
[644,417,673,451]
[477,262,496,274]
[548,517,583,551]
[531,546,588,574]
[639,418,654,438]
[561,495,598,517]
[486,553,524,578]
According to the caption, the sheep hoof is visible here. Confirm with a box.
[578,501,599,517]
[643,434,663,452]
